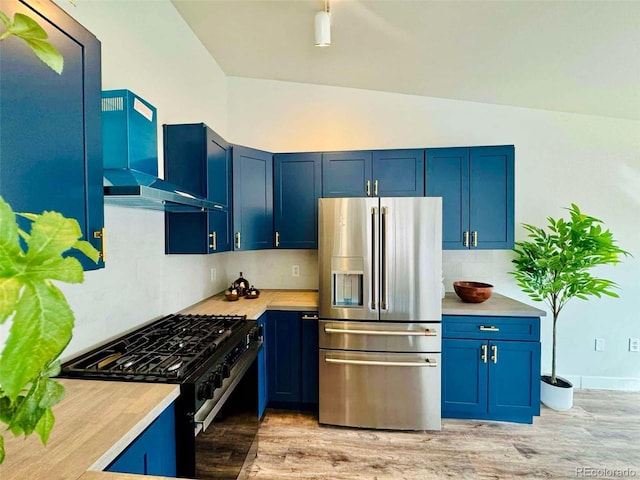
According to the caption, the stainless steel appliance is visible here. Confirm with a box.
[318,197,442,431]
[61,313,262,479]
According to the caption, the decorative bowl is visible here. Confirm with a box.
[453,281,494,303]
[224,290,239,301]
[245,288,260,299]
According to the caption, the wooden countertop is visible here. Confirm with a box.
[442,292,547,317]
[0,379,180,480]
[181,289,319,318]
[183,289,545,318]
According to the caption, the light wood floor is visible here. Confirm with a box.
[247,390,640,479]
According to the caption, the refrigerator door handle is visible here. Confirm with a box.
[380,206,388,310]
[325,356,438,368]
[324,327,438,336]
[370,206,377,309]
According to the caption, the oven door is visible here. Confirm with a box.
[193,346,259,480]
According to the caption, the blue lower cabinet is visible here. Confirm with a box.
[258,313,268,419]
[266,311,301,405]
[107,403,176,476]
[265,311,318,410]
[442,315,541,424]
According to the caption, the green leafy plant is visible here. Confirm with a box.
[0,196,98,463]
[510,204,630,386]
[0,10,63,74]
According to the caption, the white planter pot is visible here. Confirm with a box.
[540,375,574,411]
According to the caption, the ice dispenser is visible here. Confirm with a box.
[332,257,364,307]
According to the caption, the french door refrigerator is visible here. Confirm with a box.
[318,197,442,430]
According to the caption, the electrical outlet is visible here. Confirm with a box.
[210,268,217,282]
[629,338,640,352]
[292,265,300,277]
[594,338,605,352]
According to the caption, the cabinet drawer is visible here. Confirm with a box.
[443,315,540,341]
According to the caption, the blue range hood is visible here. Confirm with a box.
[101,89,213,211]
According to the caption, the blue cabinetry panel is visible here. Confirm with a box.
[232,146,274,250]
[107,403,176,476]
[274,153,321,249]
[322,151,372,197]
[301,315,319,406]
[373,149,424,196]
[426,145,513,250]
[266,311,301,404]
[164,123,232,254]
[0,0,104,270]
[442,315,541,424]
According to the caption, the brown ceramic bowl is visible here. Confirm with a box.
[224,290,239,302]
[453,281,494,303]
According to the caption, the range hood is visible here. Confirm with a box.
[101,89,214,212]
[103,169,217,211]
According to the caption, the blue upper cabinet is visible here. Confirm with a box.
[232,146,274,250]
[322,149,424,197]
[322,151,372,197]
[0,0,104,270]
[373,149,424,196]
[164,123,232,254]
[274,153,321,249]
[426,145,514,250]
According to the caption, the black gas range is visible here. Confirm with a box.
[61,313,262,479]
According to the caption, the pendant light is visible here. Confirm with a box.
[315,0,331,47]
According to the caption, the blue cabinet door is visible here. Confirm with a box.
[232,146,274,250]
[426,145,514,250]
[107,403,176,476]
[372,149,425,197]
[441,338,488,418]
[300,314,319,406]
[0,0,104,270]
[274,153,321,249]
[164,123,232,254]
[266,311,301,404]
[426,148,470,250]
[322,151,373,197]
[488,340,541,423]
[469,146,514,249]
[258,313,268,419]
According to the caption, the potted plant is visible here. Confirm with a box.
[510,204,629,410]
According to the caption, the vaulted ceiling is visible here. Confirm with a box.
[172,0,640,120]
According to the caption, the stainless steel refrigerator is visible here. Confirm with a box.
[318,197,442,431]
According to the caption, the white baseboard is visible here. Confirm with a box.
[563,375,640,391]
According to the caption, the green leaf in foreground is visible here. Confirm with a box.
[0,12,64,74]
[0,281,74,400]
[34,407,55,445]
[0,435,4,465]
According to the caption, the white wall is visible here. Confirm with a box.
[227,77,640,390]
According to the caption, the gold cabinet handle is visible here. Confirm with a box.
[479,326,500,332]
[275,231,280,247]
[491,345,498,364]
[209,231,217,251]
[366,180,371,196]
[481,344,488,363]
[374,179,379,196]
[93,227,106,261]
[463,231,469,247]
[235,232,241,249]
[472,230,478,247]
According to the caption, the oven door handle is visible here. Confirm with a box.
[324,327,437,336]
[325,356,438,367]
[193,342,260,435]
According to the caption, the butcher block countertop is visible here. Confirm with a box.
[181,289,319,318]
[442,292,547,317]
[0,379,180,480]
[182,289,545,318]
